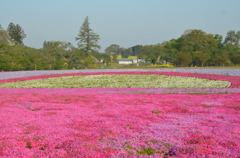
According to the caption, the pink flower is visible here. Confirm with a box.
[0,71,239,157]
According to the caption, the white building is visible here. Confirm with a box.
[117,59,133,64]
[132,59,145,64]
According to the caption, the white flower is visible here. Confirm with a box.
[0,75,231,88]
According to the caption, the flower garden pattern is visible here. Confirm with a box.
[0,71,239,157]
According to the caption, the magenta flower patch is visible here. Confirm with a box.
[0,71,239,157]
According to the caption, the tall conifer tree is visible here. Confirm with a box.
[75,16,100,55]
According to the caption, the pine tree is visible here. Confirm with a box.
[75,17,100,55]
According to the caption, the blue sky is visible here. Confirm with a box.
[0,0,240,52]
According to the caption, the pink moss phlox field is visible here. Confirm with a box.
[0,93,239,157]
[0,71,240,88]
[0,71,240,157]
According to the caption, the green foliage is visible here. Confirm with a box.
[152,110,162,114]
[224,30,240,46]
[83,56,96,68]
[112,53,118,63]
[150,139,158,144]
[0,29,15,45]
[7,22,26,45]
[1,22,240,71]
[110,29,239,67]
[175,52,192,66]
[0,39,103,71]
[161,29,240,66]
[75,16,100,54]
[137,148,156,155]
[105,44,120,54]
[102,53,111,66]
[0,45,45,71]
[138,44,162,65]
[26,142,32,149]
[231,53,240,65]
[193,51,211,67]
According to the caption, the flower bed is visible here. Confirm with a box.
[0,93,239,157]
[0,71,239,157]
[0,74,231,88]
[0,71,240,87]
[1,69,240,81]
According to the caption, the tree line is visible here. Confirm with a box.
[105,29,240,66]
[0,17,113,71]
[1,17,240,71]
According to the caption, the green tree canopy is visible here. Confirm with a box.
[224,30,240,46]
[75,16,100,55]
[231,53,240,65]
[0,29,15,45]
[139,45,162,64]
[175,52,192,66]
[7,22,26,45]
[102,53,112,66]
[180,29,218,53]
[105,44,120,54]
[193,51,211,67]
